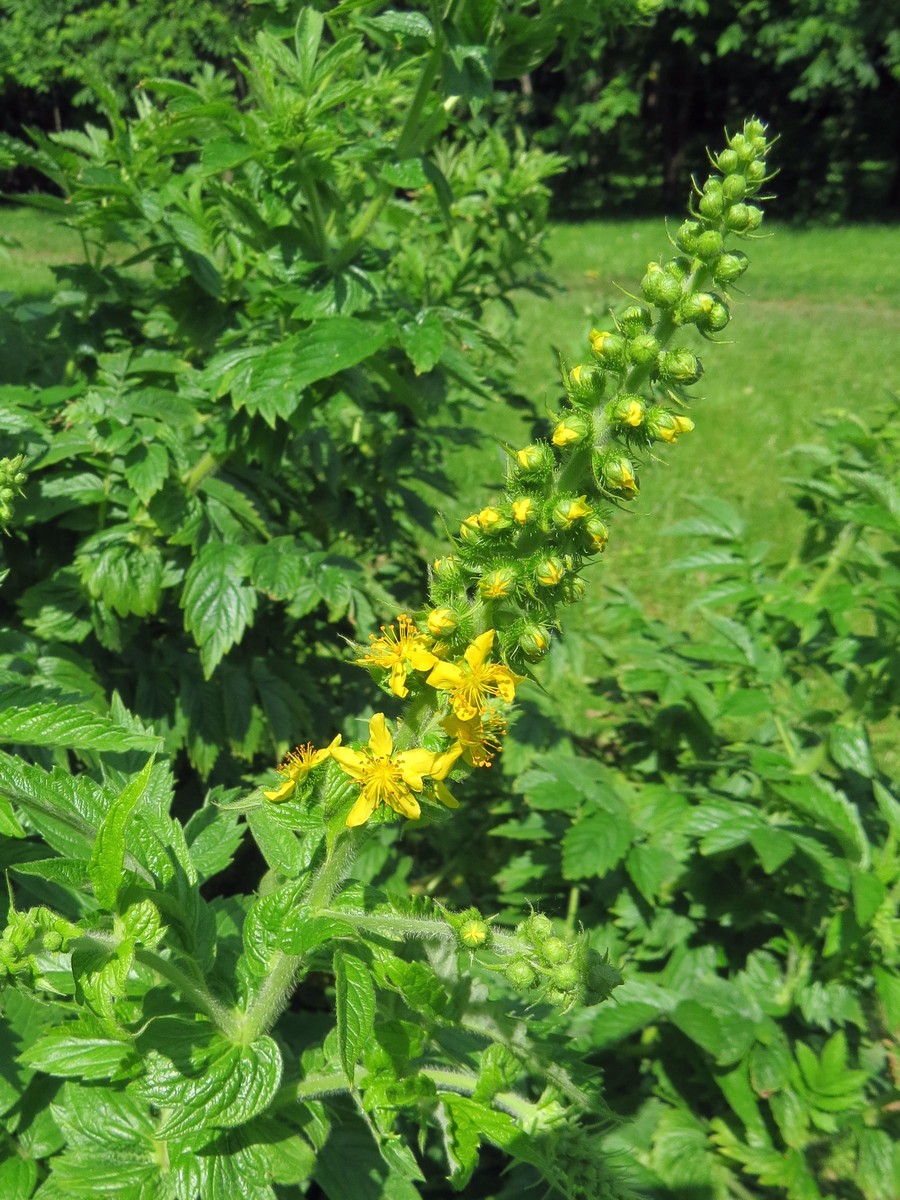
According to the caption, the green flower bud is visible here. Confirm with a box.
[607,394,644,429]
[695,229,724,262]
[713,250,749,286]
[542,937,569,965]
[744,205,763,231]
[458,917,492,950]
[675,219,702,255]
[479,566,517,601]
[722,172,747,204]
[657,348,703,386]
[433,555,463,584]
[551,411,591,449]
[506,958,537,989]
[581,514,609,554]
[595,451,638,499]
[745,159,767,186]
[584,950,624,1004]
[565,363,606,405]
[715,148,739,175]
[513,441,555,483]
[535,556,566,588]
[516,621,552,661]
[589,329,627,371]
[676,291,715,326]
[628,332,660,365]
[700,298,730,333]
[42,930,63,952]
[551,495,592,531]
[426,607,459,637]
[551,962,581,992]
[617,304,652,337]
[723,202,751,232]
[561,575,586,604]
[728,132,754,166]
[647,408,695,443]
[641,262,682,308]
[698,184,725,220]
[521,913,553,943]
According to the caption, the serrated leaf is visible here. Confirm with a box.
[123,441,169,505]
[182,541,257,677]
[334,947,375,1082]
[562,810,633,880]
[19,1022,134,1080]
[0,702,160,751]
[89,756,154,909]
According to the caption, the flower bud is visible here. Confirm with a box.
[589,329,627,371]
[561,575,586,605]
[695,229,724,262]
[551,495,592,530]
[723,203,751,232]
[535,556,566,588]
[675,219,702,255]
[722,172,747,204]
[516,621,552,661]
[566,363,606,405]
[745,160,767,186]
[542,936,569,965]
[657,349,703,386]
[676,291,715,326]
[506,958,536,989]
[698,182,724,220]
[426,607,458,636]
[699,298,730,333]
[459,514,482,542]
[551,961,581,992]
[716,148,739,175]
[596,452,638,498]
[584,950,624,1004]
[581,515,609,554]
[479,566,517,600]
[618,304,653,337]
[608,394,644,428]
[433,555,463,584]
[521,912,553,943]
[511,496,534,524]
[551,412,590,449]
[627,332,659,366]
[729,132,754,166]
[514,442,555,479]
[477,506,509,534]
[713,250,749,286]
[458,917,491,950]
[744,205,763,231]
[641,262,682,308]
[648,409,695,443]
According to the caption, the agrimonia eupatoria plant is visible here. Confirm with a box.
[0,121,773,1197]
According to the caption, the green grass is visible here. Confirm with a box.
[469,219,900,621]
[1,204,84,296]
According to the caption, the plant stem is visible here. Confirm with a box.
[130,945,239,1039]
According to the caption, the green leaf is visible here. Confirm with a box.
[295,6,325,92]
[0,702,160,751]
[383,158,429,190]
[314,1122,422,1200]
[250,537,309,600]
[852,867,886,927]
[182,542,257,678]
[334,947,375,1082]
[829,725,874,777]
[0,1155,37,1199]
[123,441,169,505]
[77,528,165,618]
[398,311,445,373]
[89,756,155,909]
[857,1128,900,1200]
[562,810,633,880]
[19,1020,135,1080]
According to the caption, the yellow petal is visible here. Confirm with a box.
[431,743,463,781]
[426,661,463,690]
[390,790,421,820]
[368,712,393,758]
[396,748,438,790]
[345,791,378,827]
[465,630,495,670]
[331,745,368,780]
[408,647,438,670]
[388,663,409,698]
[433,780,459,809]
[263,778,296,802]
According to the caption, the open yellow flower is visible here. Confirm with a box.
[441,708,507,768]
[333,713,462,827]
[264,734,342,802]
[426,630,525,720]
[356,614,437,698]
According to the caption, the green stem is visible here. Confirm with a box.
[805,521,856,605]
[184,450,221,493]
[128,945,238,1039]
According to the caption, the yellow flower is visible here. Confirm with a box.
[512,497,533,524]
[656,413,695,443]
[441,708,507,768]
[264,734,341,802]
[623,398,644,427]
[356,614,437,699]
[426,630,525,720]
[476,506,502,531]
[332,713,461,827]
[551,418,583,448]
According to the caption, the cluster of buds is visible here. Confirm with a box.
[503,912,622,1012]
[0,455,27,530]
[264,120,773,831]
[0,905,79,988]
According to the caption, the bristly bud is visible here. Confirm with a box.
[581,514,609,554]
[541,936,569,965]
[641,262,682,308]
[565,363,606,406]
[512,441,555,485]
[588,329,627,371]
[476,506,510,535]
[551,495,592,530]
[695,229,724,262]
[617,304,653,337]
[647,409,695,443]
[715,147,739,175]
[515,621,552,661]
[519,912,553,945]
[657,348,703,386]
[479,566,517,601]
[699,298,730,333]
[698,180,725,219]
[445,905,493,952]
[426,607,458,636]
[713,250,749,286]
[608,394,644,428]
[676,291,715,326]
[560,575,586,604]
[433,555,463,584]
[535,556,566,588]
[722,172,747,204]
[551,411,590,449]
[675,219,702,255]
[505,958,536,989]
[595,451,639,499]
[627,332,660,365]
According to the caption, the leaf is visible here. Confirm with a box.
[364,10,434,40]
[829,725,874,777]
[77,529,165,618]
[562,810,633,880]
[398,311,445,373]
[334,947,376,1082]
[0,702,160,752]
[19,1021,135,1080]
[383,158,429,190]
[123,441,169,505]
[295,6,325,92]
[182,542,257,678]
[89,756,155,909]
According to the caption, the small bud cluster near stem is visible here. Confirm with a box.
[263,119,775,831]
